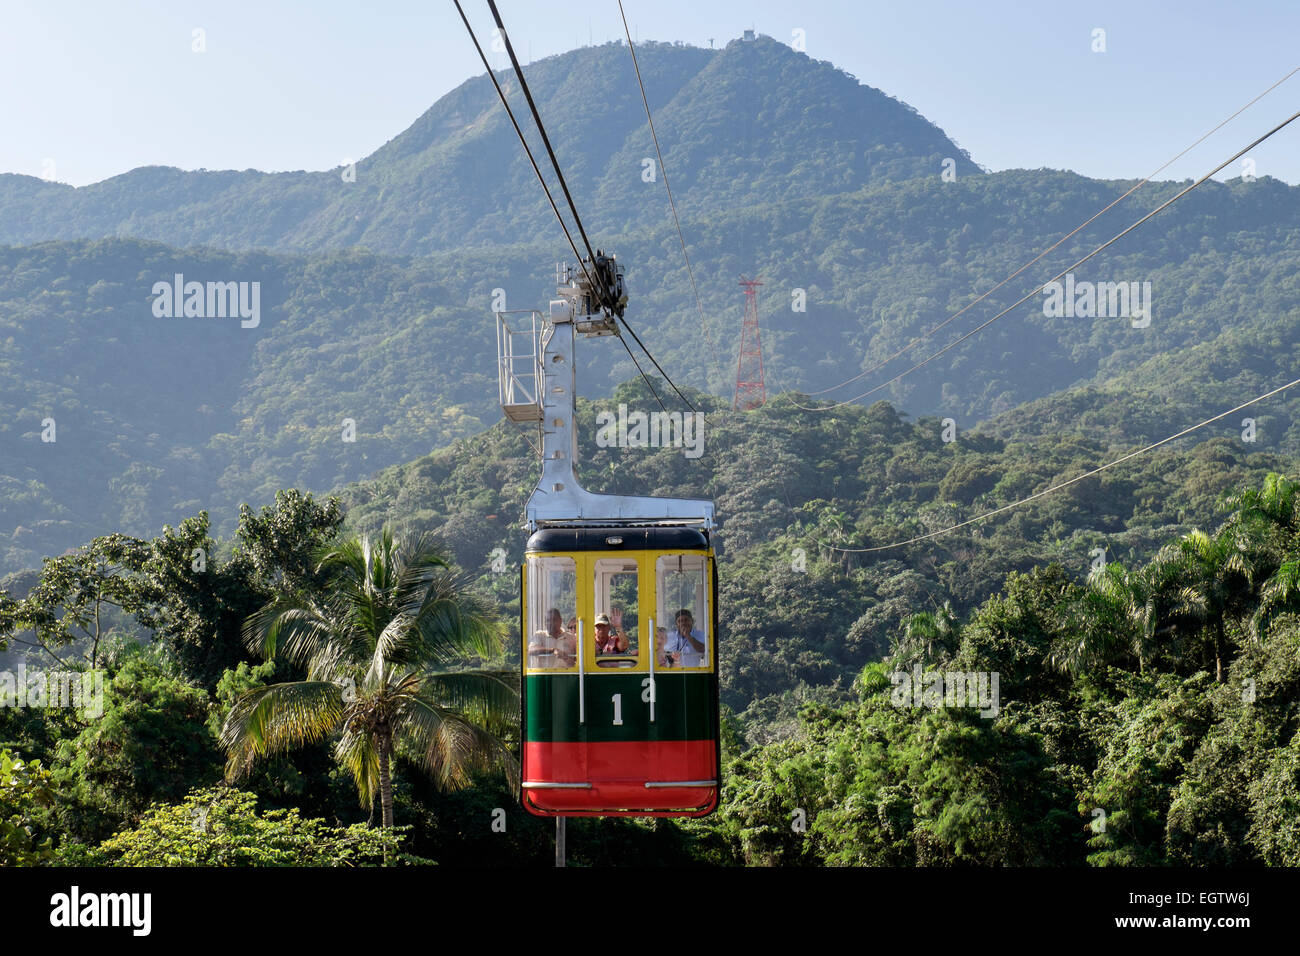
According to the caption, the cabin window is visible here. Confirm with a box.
[655,554,710,668]
[593,557,639,665]
[526,556,577,670]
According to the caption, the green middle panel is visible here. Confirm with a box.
[525,672,716,742]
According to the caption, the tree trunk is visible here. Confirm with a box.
[1214,622,1224,684]
[377,729,394,864]
[91,595,102,669]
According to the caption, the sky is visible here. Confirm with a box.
[2,0,1298,187]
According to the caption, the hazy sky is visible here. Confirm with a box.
[2,0,1298,187]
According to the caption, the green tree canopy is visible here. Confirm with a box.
[221,528,518,843]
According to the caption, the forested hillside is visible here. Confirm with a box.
[4,165,1300,575]
[5,412,1298,866]
[336,383,1291,743]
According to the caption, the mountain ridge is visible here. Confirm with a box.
[0,36,980,256]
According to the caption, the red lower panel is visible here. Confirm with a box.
[522,739,718,817]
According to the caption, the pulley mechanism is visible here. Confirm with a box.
[558,250,627,336]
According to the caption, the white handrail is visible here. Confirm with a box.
[495,310,545,411]
[647,616,655,723]
[577,618,585,725]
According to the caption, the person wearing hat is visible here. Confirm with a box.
[593,608,629,654]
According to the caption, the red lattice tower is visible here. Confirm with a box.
[733,276,766,411]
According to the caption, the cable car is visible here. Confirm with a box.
[496,258,719,817]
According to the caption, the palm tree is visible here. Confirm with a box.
[894,602,961,669]
[1252,558,1300,640]
[1230,472,1299,543]
[1156,528,1254,683]
[1052,562,1168,676]
[220,528,518,846]
[1227,473,1300,641]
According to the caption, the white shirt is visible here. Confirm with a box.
[663,627,707,667]
[529,630,575,667]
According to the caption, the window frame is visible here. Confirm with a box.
[523,554,580,673]
[654,552,712,671]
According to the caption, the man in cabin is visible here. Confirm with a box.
[662,608,706,667]
[593,611,629,654]
[529,608,576,667]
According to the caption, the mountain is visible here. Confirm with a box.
[2,35,1300,581]
[0,37,980,256]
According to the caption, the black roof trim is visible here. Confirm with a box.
[527,526,709,553]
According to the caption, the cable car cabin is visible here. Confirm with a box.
[496,256,718,816]
[520,525,719,817]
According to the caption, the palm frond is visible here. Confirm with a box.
[411,573,504,665]
[220,681,344,779]
[372,609,419,673]
[1253,559,1300,640]
[334,724,381,810]
[395,693,519,791]
[414,669,519,733]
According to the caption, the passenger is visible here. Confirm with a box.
[593,611,629,654]
[655,626,670,666]
[529,608,576,667]
[663,609,706,667]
